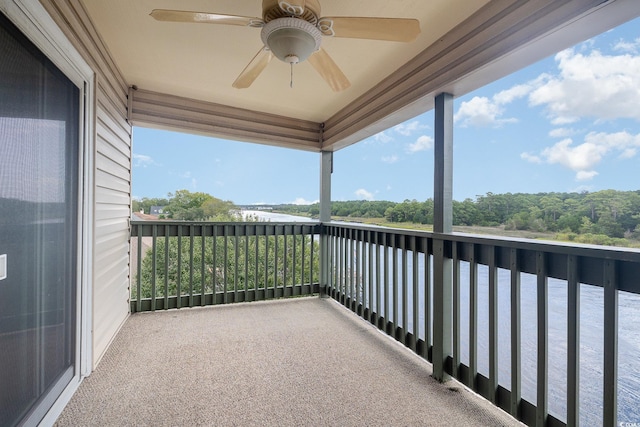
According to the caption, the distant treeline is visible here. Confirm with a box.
[275,190,640,241]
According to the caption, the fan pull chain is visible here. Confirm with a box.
[290,62,294,88]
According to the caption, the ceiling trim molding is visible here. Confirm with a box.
[320,0,611,151]
[129,88,323,151]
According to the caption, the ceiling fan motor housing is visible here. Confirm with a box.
[262,0,322,23]
[261,17,322,63]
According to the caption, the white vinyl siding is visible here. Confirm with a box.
[40,0,131,369]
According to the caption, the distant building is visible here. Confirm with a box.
[150,206,166,215]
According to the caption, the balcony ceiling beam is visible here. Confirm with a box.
[128,88,323,151]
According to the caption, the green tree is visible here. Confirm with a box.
[165,190,215,221]
[202,197,236,220]
[135,234,320,300]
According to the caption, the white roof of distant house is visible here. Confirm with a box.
[131,212,160,221]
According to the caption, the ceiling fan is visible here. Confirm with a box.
[150,0,421,92]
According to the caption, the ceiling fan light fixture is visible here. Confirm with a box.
[261,17,321,63]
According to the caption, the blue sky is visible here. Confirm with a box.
[133,17,640,205]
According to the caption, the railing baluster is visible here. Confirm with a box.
[332,228,336,296]
[273,227,278,296]
[361,234,367,316]
[301,232,306,288]
[393,242,399,337]
[340,230,345,304]
[603,260,618,426]
[255,227,260,299]
[488,245,498,403]
[189,224,194,307]
[567,254,579,426]
[335,230,340,299]
[151,224,157,311]
[264,228,269,299]
[452,242,460,378]
[201,226,206,306]
[234,227,239,302]
[177,225,182,309]
[223,226,228,304]
[424,249,431,359]
[356,232,362,315]
[469,243,477,390]
[402,236,408,343]
[212,225,217,302]
[283,230,288,295]
[135,224,142,313]
[412,236,419,352]
[536,251,548,427]
[164,227,169,309]
[510,248,521,419]
[375,232,381,328]
[384,234,390,332]
[292,231,297,289]
[349,229,354,309]
[309,229,313,288]
[368,230,374,323]
[245,228,249,300]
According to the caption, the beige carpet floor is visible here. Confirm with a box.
[55,297,520,426]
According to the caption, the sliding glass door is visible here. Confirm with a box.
[0,12,80,426]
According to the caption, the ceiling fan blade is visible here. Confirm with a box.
[308,48,350,92]
[150,9,263,27]
[233,48,273,89]
[278,1,306,17]
[318,17,420,42]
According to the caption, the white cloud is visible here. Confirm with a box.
[394,120,428,136]
[355,188,374,201]
[621,148,637,159]
[522,131,640,181]
[407,135,434,153]
[529,48,640,123]
[291,198,318,205]
[367,130,393,144]
[520,152,542,164]
[613,37,640,53]
[454,96,519,128]
[454,77,541,128]
[381,154,399,163]
[549,128,576,138]
[132,153,156,167]
[576,170,599,181]
[492,83,533,104]
[456,41,640,130]
[541,138,605,171]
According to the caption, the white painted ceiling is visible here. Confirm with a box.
[81,0,489,123]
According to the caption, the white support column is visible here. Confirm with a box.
[432,92,453,382]
[319,150,332,295]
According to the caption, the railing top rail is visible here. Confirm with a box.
[130,220,320,226]
[321,221,640,261]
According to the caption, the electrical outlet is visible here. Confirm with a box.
[0,254,6,280]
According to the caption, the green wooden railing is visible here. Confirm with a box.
[131,220,640,427]
[321,222,640,427]
[130,221,321,312]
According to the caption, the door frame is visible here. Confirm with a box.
[0,0,95,424]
